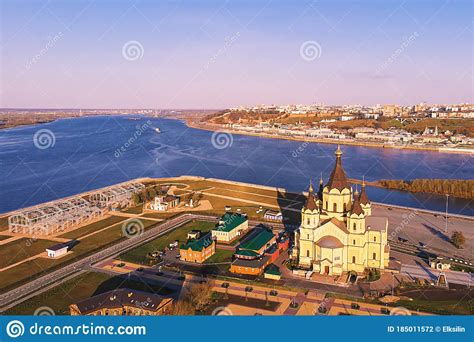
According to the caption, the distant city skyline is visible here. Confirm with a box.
[1,0,472,109]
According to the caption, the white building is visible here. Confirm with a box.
[46,243,69,258]
[150,195,180,211]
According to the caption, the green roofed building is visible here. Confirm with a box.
[264,264,281,280]
[211,212,249,243]
[237,227,276,256]
[179,232,216,263]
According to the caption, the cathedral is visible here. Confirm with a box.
[296,146,390,275]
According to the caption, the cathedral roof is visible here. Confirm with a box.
[319,217,349,234]
[359,183,370,205]
[304,180,318,211]
[350,189,364,216]
[316,236,344,249]
[326,146,350,191]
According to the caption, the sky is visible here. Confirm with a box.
[0,0,472,109]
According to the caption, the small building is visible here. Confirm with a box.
[150,195,180,211]
[230,255,271,276]
[211,212,249,243]
[264,264,282,280]
[430,257,451,271]
[264,210,283,222]
[180,232,216,263]
[187,230,201,240]
[69,289,173,316]
[46,243,69,258]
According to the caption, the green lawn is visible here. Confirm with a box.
[325,291,473,315]
[0,238,56,269]
[5,271,174,315]
[118,220,215,265]
[0,217,9,231]
[395,299,473,315]
[141,212,179,219]
[58,216,128,239]
[0,235,12,241]
[205,248,234,264]
[123,205,144,214]
[0,218,159,292]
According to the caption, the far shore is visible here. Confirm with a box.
[184,119,474,155]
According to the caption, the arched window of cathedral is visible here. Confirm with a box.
[307,218,310,225]
[307,234,309,239]
[352,256,356,263]
[373,253,377,260]
[353,239,355,245]
[343,203,346,211]
[306,250,310,257]
[353,222,356,230]
[373,236,376,242]
[325,201,328,209]
[333,203,337,212]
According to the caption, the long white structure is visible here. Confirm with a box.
[88,181,145,208]
[8,180,145,236]
[8,197,104,235]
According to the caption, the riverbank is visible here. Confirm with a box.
[184,119,474,155]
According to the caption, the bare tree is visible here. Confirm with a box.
[172,298,195,315]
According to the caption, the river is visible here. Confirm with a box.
[0,115,472,215]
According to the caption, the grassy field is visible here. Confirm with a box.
[118,220,215,265]
[123,205,144,214]
[0,238,56,269]
[395,298,472,315]
[141,212,179,219]
[326,289,473,315]
[58,215,128,239]
[4,271,175,315]
[0,218,159,292]
[0,235,12,241]
[0,217,9,231]
[205,248,234,264]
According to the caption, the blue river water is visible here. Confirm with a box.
[0,115,472,215]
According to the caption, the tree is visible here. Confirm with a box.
[131,192,141,205]
[146,187,157,201]
[451,231,465,249]
[192,192,203,206]
[188,282,213,312]
[172,298,195,315]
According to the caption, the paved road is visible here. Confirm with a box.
[0,213,216,311]
[400,264,473,286]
